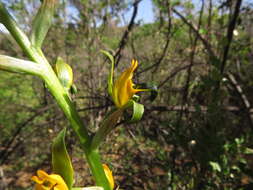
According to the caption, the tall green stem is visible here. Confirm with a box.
[42,64,90,144]
[84,148,112,188]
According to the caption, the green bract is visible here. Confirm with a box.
[30,0,58,49]
[100,50,114,97]
[52,128,74,189]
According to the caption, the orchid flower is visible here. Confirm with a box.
[31,170,68,190]
[112,59,146,108]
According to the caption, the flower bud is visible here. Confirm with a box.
[54,57,73,91]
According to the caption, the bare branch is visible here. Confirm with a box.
[114,0,142,66]
[147,105,253,114]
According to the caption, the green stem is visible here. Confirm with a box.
[0,4,111,190]
[42,64,90,145]
[84,148,112,189]
[0,3,36,61]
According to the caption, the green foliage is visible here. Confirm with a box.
[30,0,58,49]
[127,100,144,123]
[52,128,74,189]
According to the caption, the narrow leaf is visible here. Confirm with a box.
[30,0,58,48]
[52,128,74,189]
[0,55,42,76]
[101,50,114,97]
[91,109,123,150]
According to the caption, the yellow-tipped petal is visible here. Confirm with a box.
[103,164,115,190]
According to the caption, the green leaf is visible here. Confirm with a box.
[128,100,144,123]
[52,128,74,189]
[91,108,123,150]
[0,55,42,76]
[91,100,144,149]
[100,50,114,97]
[30,0,58,48]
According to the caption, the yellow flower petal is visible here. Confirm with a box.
[103,164,114,190]
[37,170,49,179]
[31,170,68,190]
[31,176,43,184]
[112,59,145,108]
[34,184,46,190]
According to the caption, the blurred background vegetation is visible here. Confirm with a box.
[1,0,253,189]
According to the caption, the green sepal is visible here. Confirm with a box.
[52,128,74,189]
[100,50,114,97]
[54,57,73,91]
[127,100,144,123]
[30,0,58,49]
